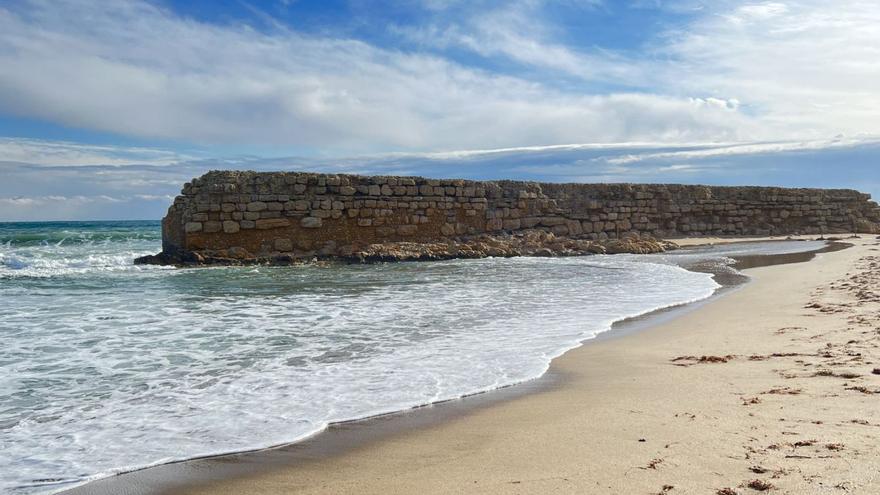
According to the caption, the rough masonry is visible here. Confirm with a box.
[141,170,880,264]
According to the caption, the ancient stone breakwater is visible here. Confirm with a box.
[139,171,880,265]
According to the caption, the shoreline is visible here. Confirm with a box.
[171,234,877,494]
[60,237,855,495]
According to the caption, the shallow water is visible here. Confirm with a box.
[0,222,824,494]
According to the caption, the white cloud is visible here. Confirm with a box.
[402,0,880,145]
[735,2,789,21]
[394,1,639,85]
[0,138,193,166]
[601,136,877,165]
[0,0,759,153]
[0,0,878,157]
[663,0,880,139]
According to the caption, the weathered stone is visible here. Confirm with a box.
[247,201,267,212]
[398,225,418,235]
[540,217,566,227]
[551,224,569,236]
[502,219,521,230]
[486,218,503,231]
[223,221,240,234]
[255,218,291,230]
[274,238,294,252]
[149,171,880,266]
[227,246,253,259]
[300,217,322,228]
[521,217,541,229]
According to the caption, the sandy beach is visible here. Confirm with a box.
[142,236,878,495]
[59,236,880,495]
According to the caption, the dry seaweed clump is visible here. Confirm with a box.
[671,355,736,366]
[746,479,774,491]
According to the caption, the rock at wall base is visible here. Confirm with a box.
[133,230,677,267]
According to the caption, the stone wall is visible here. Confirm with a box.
[158,170,880,260]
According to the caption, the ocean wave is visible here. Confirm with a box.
[0,253,720,494]
[0,222,163,278]
[0,230,828,495]
[0,231,161,247]
[0,251,163,278]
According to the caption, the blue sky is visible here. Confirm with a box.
[0,0,878,220]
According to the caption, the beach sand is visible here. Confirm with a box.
[73,236,880,495]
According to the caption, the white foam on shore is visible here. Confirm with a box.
[0,228,827,495]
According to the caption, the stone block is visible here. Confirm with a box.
[247,201,267,212]
[521,217,541,228]
[274,238,293,252]
[203,221,222,233]
[398,225,418,235]
[502,219,521,230]
[255,218,291,230]
[222,221,240,234]
[184,222,203,233]
[540,217,566,227]
[551,224,569,236]
[300,217,322,228]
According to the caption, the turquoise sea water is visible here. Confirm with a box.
[0,222,824,494]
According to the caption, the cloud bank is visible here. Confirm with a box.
[5,0,877,153]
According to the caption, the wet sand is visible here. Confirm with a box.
[67,236,880,495]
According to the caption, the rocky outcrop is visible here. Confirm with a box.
[137,230,675,266]
[137,171,880,265]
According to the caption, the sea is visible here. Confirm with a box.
[0,221,827,494]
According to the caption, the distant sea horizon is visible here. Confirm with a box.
[0,219,162,224]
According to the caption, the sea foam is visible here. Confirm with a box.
[0,222,824,494]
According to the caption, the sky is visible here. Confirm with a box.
[0,0,878,221]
